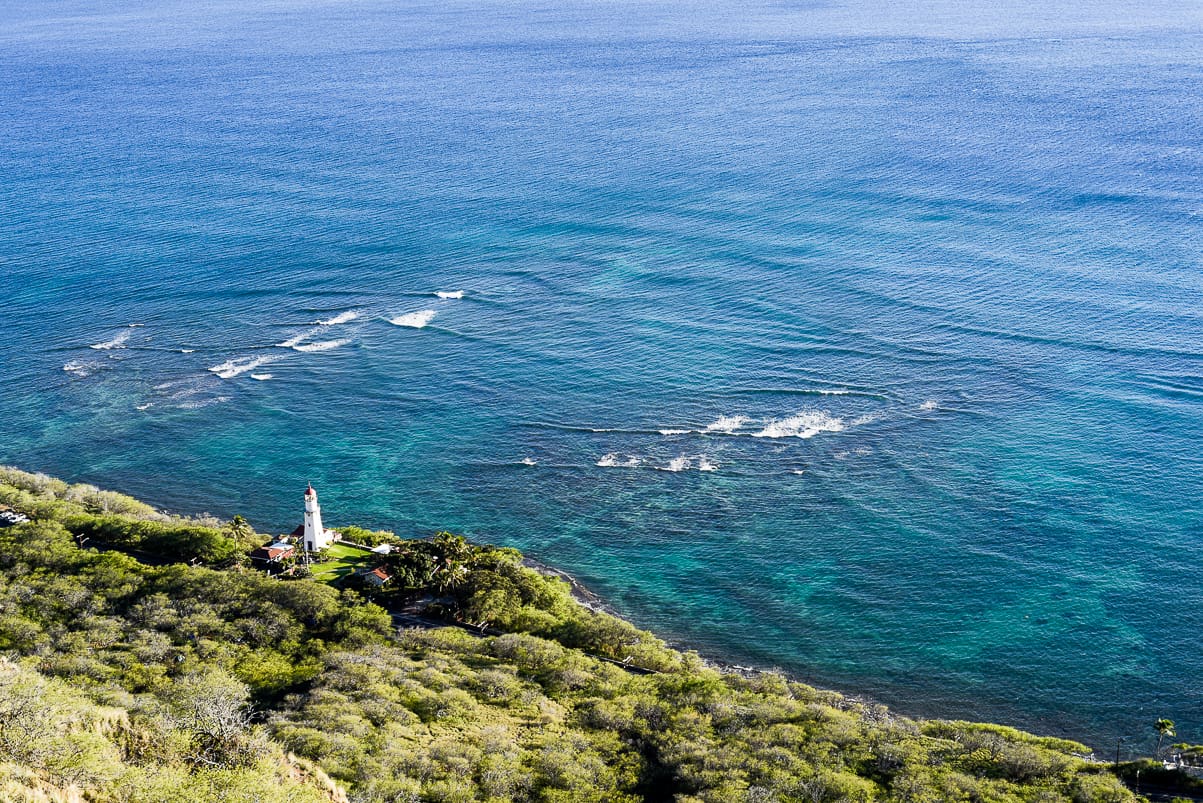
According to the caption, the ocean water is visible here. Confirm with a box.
[2,0,1202,750]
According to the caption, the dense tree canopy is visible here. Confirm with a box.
[0,467,1139,802]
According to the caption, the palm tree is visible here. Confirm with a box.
[1155,718,1176,756]
[226,515,254,543]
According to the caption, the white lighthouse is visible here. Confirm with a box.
[301,483,335,552]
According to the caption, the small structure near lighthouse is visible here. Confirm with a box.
[293,483,337,552]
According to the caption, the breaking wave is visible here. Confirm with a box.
[703,415,752,434]
[317,310,360,326]
[436,290,464,299]
[389,310,438,328]
[655,412,852,439]
[250,373,273,381]
[90,330,130,350]
[752,412,845,439]
[597,453,718,472]
[292,339,349,353]
[208,355,281,379]
[658,455,719,472]
[62,360,95,377]
[597,453,640,468]
[280,310,362,347]
[277,327,322,349]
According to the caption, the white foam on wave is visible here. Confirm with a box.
[135,403,153,411]
[660,456,692,472]
[277,327,322,349]
[90,330,130,350]
[597,453,640,468]
[791,469,806,475]
[292,338,349,353]
[179,349,195,354]
[62,360,93,377]
[278,309,362,348]
[698,457,719,472]
[436,290,464,300]
[920,400,938,411]
[317,310,360,326]
[851,413,879,426]
[704,415,752,434]
[819,389,850,395]
[209,355,281,379]
[657,412,854,439]
[752,412,845,439]
[250,373,273,381]
[389,309,438,328]
[520,457,537,466]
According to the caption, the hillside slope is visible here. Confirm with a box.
[0,467,1132,802]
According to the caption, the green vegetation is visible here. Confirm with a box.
[1155,718,1176,756]
[0,659,341,802]
[0,466,262,564]
[336,524,402,548]
[0,467,1147,802]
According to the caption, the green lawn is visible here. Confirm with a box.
[308,542,373,583]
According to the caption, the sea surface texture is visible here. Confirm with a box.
[2,0,1201,749]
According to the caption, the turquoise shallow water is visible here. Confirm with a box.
[2,0,1202,749]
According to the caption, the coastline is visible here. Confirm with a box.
[1,464,1172,803]
[527,553,1120,753]
[0,463,1094,749]
[0,465,1121,753]
[522,553,899,717]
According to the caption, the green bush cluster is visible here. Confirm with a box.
[6,521,390,681]
[0,467,160,520]
[336,525,403,548]
[0,468,1138,802]
[0,655,338,801]
[271,627,1132,803]
[366,532,682,672]
[0,466,261,564]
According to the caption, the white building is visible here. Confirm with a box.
[297,483,337,552]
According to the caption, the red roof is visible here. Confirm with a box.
[361,566,391,586]
[251,543,295,562]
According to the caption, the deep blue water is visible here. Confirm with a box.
[3,0,1202,750]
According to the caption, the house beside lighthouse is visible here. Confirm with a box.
[292,483,337,552]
